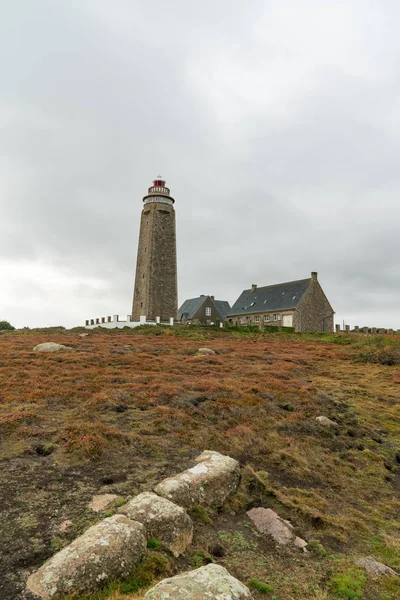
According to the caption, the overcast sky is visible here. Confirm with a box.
[1,0,399,329]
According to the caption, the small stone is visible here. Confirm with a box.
[143,564,252,599]
[154,450,240,508]
[119,492,193,556]
[78,333,89,337]
[33,342,72,352]
[197,347,216,355]
[315,415,338,427]
[356,557,397,577]
[25,515,146,599]
[88,494,118,513]
[293,536,308,553]
[58,520,72,533]
[247,507,307,551]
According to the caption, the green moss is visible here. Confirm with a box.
[189,550,213,568]
[189,504,212,524]
[248,578,275,594]
[118,552,171,593]
[308,539,327,557]
[329,569,366,600]
[147,538,162,549]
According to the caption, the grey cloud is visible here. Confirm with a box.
[1,1,399,328]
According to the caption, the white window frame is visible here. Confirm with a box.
[273,313,280,321]
[264,314,270,322]
[254,315,260,323]
[205,306,211,317]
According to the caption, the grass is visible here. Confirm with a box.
[0,327,399,599]
[146,539,162,550]
[329,569,366,599]
[248,578,275,594]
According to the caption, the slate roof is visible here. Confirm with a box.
[228,278,311,316]
[178,297,207,319]
[178,296,231,321]
[213,300,231,320]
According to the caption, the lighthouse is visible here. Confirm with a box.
[131,177,178,322]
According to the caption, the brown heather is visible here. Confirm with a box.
[0,327,400,600]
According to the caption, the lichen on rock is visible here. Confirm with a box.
[154,451,240,508]
[143,563,253,599]
[119,491,193,556]
[25,515,146,599]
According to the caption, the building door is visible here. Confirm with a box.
[282,315,293,327]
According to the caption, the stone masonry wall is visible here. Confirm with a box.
[297,279,334,332]
[132,202,178,322]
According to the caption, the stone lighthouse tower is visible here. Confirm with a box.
[131,177,178,322]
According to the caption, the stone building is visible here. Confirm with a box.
[131,178,178,322]
[178,295,231,325]
[227,272,334,332]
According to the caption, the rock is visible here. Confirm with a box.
[154,450,240,508]
[355,557,397,577]
[197,347,216,355]
[119,492,193,556]
[315,415,338,427]
[293,536,308,552]
[26,515,146,599]
[58,520,72,533]
[247,507,307,551]
[78,333,89,337]
[88,493,118,513]
[33,342,72,353]
[143,564,252,599]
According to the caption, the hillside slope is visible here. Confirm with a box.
[0,327,399,599]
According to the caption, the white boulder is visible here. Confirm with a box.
[315,415,338,427]
[33,342,72,352]
[26,515,146,599]
[356,557,397,577]
[119,492,193,556]
[154,451,240,508]
[197,348,216,355]
[143,564,252,599]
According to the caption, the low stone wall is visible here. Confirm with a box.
[25,451,241,600]
[24,449,397,599]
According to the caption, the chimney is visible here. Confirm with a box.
[311,272,318,281]
[251,284,257,292]
[210,295,215,300]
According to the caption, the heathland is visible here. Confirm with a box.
[0,326,399,600]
